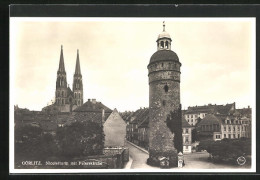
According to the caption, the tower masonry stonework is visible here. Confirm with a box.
[147,22,182,167]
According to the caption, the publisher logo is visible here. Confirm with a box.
[237,156,246,166]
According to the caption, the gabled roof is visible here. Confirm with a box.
[215,103,234,115]
[73,99,112,113]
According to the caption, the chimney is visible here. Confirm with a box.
[248,105,250,109]
[88,99,90,102]
[92,99,96,104]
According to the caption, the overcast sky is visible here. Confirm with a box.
[10,18,255,112]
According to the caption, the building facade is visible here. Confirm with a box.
[196,114,251,141]
[184,103,236,126]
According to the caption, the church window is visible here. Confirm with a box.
[62,99,64,104]
[79,93,80,98]
[164,84,169,93]
[78,100,80,105]
[62,91,64,97]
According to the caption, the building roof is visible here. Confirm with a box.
[74,49,81,75]
[73,99,112,113]
[149,50,179,64]
[196,114,222,126]
[157,31,171,40]
[58,45,66,73]
[182,117,192,127]
[185,103,235,115]
[236,108,252,117]
[67,86,74,97]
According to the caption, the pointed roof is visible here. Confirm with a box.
[74,49,81,75]
[58,45,66,73]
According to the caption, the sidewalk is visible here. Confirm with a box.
[124,156,133,169]
[126,141,149,154]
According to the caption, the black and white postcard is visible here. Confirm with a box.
[9,5,256,174]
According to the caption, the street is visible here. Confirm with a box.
[126,142,251,169]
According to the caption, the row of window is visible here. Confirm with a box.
[223,125,244,132]
[56,99,65,105]
[201,124,220,131]
[186,114,206,118]
[57,91,65,97]
[223,134,241,139]
[74,92,81,98]
[158,40,170,49]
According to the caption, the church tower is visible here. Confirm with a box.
[55,45,68,106]
[147,22,182,167]
[73,49,83,106]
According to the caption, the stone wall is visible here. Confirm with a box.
[148,56,182,166]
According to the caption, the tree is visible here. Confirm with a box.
[166,105,183,153]
[191,128,199,142]
[56,121,104,157]
[15,124,58,161]
[199,138,251,164]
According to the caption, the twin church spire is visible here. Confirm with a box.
[55,45,83,109]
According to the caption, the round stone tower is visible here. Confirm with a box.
[147,22,182,167]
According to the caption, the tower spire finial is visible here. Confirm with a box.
[61,45,63,50]
[163,21,165,31]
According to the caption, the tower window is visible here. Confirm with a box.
[79,93,80,98]
[62,91,64,97]
[165,41,169,49]
[164,84,169,93]
[162,100,166,106]
[161,63,164,67]
[160,41,164,48]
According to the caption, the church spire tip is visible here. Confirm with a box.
[163,21,165,31]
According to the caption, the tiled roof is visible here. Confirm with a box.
[196,114,222,126]
[73,99,112,113]
[236,108,252,117]
[185,103,235,115]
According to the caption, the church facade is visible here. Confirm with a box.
[42,45,83,112]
